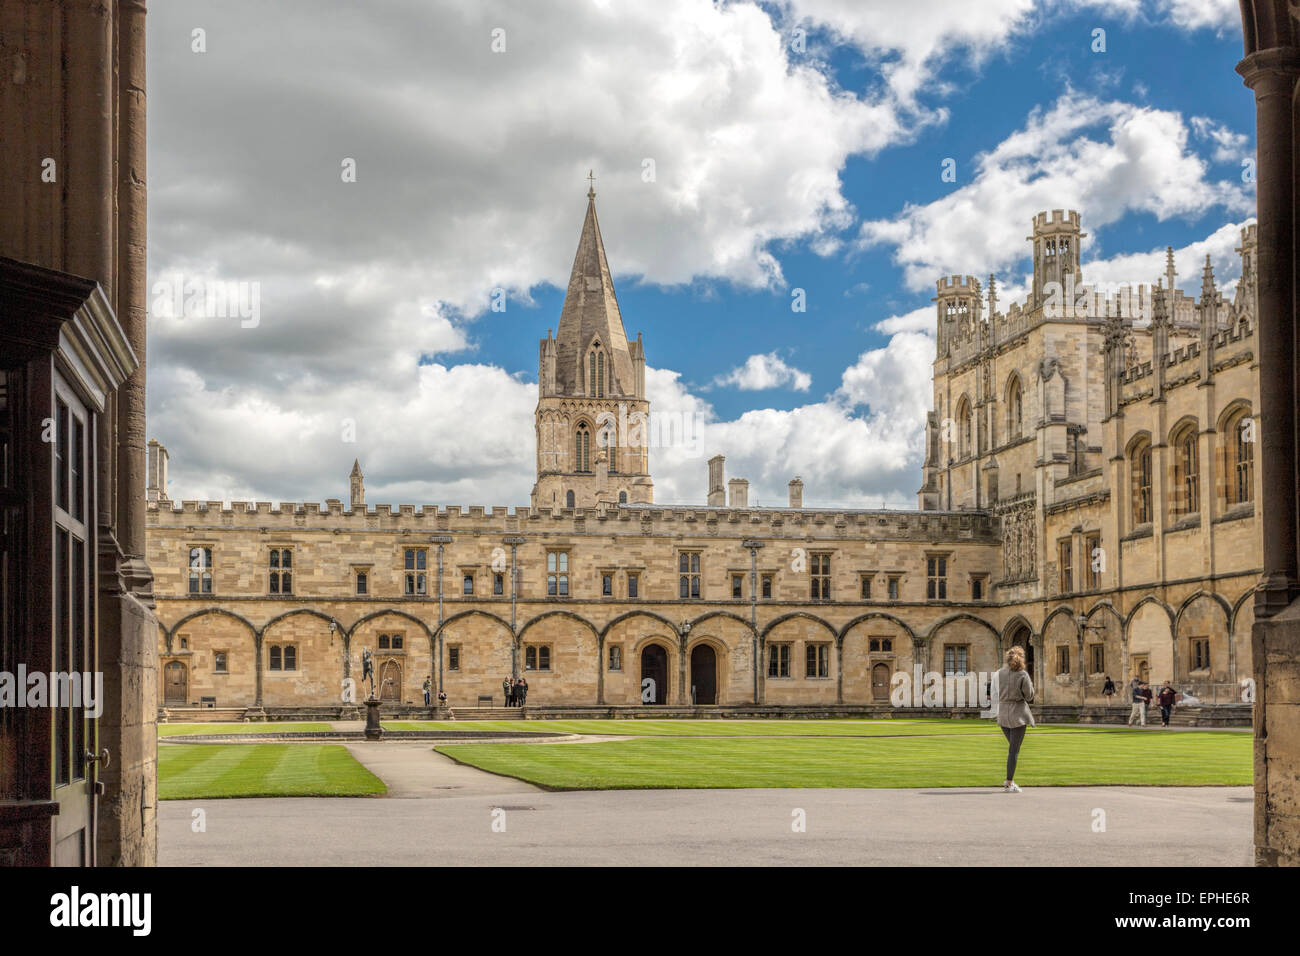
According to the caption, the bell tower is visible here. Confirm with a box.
[530,183,653,510]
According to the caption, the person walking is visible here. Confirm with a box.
[422,676,432,707]
[996,645,1035,793]
[1127,678,1146,726]
[1102,675,1115,703]
[1140,681,1154,724]
[1157,680,1178,728]
[518,676,529,707]
[503,675,514,707]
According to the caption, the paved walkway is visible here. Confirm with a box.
[160,741,1252,866]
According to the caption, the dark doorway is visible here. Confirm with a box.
[640,644,668,705]
[1008,625,1033,676]
[164,661,188,705]
[690,644,717,705]
[872,663,892,700]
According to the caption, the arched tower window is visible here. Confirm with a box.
[1223,407,1254,506]
[1006,375,1023,440]
[565,490,575,508]
[601,422,618,473]
[957,397,972,459]
[575,423,591,473]
[1172,424,1200,517]
[1130,438,1153,527]
[587,346,605,398]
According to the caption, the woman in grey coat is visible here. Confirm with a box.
[997,645,1035,792]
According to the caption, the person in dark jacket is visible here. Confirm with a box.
[1157,681,1179,727]
[518,676,529,706]
[1102,675,1115,702]
[503,676,514,707]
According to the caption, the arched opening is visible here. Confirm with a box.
[1007,623,1033,677]
[379,659,402,702]
[565,489,575,509]
[640,643,669,705]
[574,423,592,473]
[690,644,717,705]
[164,660,188,705]
[1005,375,1023,440]
[871,662,892,701]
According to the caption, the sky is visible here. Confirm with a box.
[145,0,1255,510]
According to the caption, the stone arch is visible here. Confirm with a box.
[160,608,259,708]
[760,611,838,642]
[431,608,511,642]
[926,613,1000,676]
[841,614,914,704]
[762,613,839,705]
[350,609,438,705]
[166,607,259,642]
[517,610,600,705]
[1125,598,1175,687]
[1175,591,1232,685]
[600,609,680,641]
[262,609,341,707]
[634,635,677,706]
[687,609,756,635]
[603,613,680,706]
[686,635,728,705]
[439,609,516,708]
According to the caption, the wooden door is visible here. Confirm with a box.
[872,663,892,700]
[164,661,188,705]
[690,645,717,705]
[380,660,402,701]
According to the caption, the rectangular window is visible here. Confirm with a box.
[379,634,390,650]
[269,548,292,594]
[732,574,743,599]
[926,556,947,601]
[805,643,830,678]
[493,572,504,595]
[627,573,639,599]
[1058,539,1073,594]
[356,570,368,595]
[547,551,569,597]
[269,645,281,671]
[767,644,791,678]
[448,646,460,671]
[761,574,773,599]
[971,575,986,601]
[188,546,213,595]
[888,575,901,601]
[679,552,701,599]
[1090,644,1105,674]
[602,573,613,596]
[525,646,551,671]
[943,644,969,676]
[869,637,894,653]
[284,646,296,671]
[405,549,427,595]
[608,645,623,671]
[1191,637,1210,670]
[214,651,228,674]
[391,634,403,650]
[1057,646,1071,675]
[525,646,535,670]
[1084,534,1101,589]
[462,573,474,595]
[860,574,872,600]
[810,553,831,600]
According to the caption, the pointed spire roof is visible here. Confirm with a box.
[350,459,363,478]
[1200,253,1217,302]
[553,186,635,397]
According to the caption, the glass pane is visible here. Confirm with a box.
[281,550,291,569]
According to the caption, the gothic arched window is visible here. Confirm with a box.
[1223,406,1254,506]
[1172,424,1199,517]
[587,347,605,398]
[565,490,575,509]
[1006,375,1023,441]
[1131,438,1153,527]
[574,423,591,473]
[956,397,972,459]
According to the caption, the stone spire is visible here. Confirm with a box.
[551,186,638,399]
[350,459,365,511]
[1200,253,1218,305]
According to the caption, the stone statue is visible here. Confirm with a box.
[361,648,375,699]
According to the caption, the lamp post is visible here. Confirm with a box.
[431,535,453,698]
[504,536,526,678]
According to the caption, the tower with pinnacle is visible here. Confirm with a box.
[531,184,653,510]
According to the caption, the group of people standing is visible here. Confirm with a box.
[1117,676,1181,727]
[504,676,529,707]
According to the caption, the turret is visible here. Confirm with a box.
[933,275,982,357]
[1029,209,1085,311]
[350,459,365,511]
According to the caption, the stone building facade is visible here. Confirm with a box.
[145,199,1260,714]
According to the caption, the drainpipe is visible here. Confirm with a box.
[504,536,526,679]
[744,539,764,705]
[431,535,453,695]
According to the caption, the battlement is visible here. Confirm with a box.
[146,497,1000,542]
[935,274,980,295]
[1032,209,1082,232]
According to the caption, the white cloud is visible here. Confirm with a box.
[1191,115,1250,164]
[712,352,813,391]
[856,91,1253,292]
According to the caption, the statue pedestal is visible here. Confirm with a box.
[363,697,383,740]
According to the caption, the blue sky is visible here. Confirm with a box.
[146,0,1254,508]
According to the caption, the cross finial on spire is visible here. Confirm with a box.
[587,169,596,200]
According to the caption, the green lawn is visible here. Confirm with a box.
[436,729,1251,790]
[158,722,334,737]
[158,743,386,799]
[384,716,1246,738]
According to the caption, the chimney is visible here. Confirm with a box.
[147,439,169,502]
[707,454,726,506]
[728,478,748,508]
[788,477,803,508]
